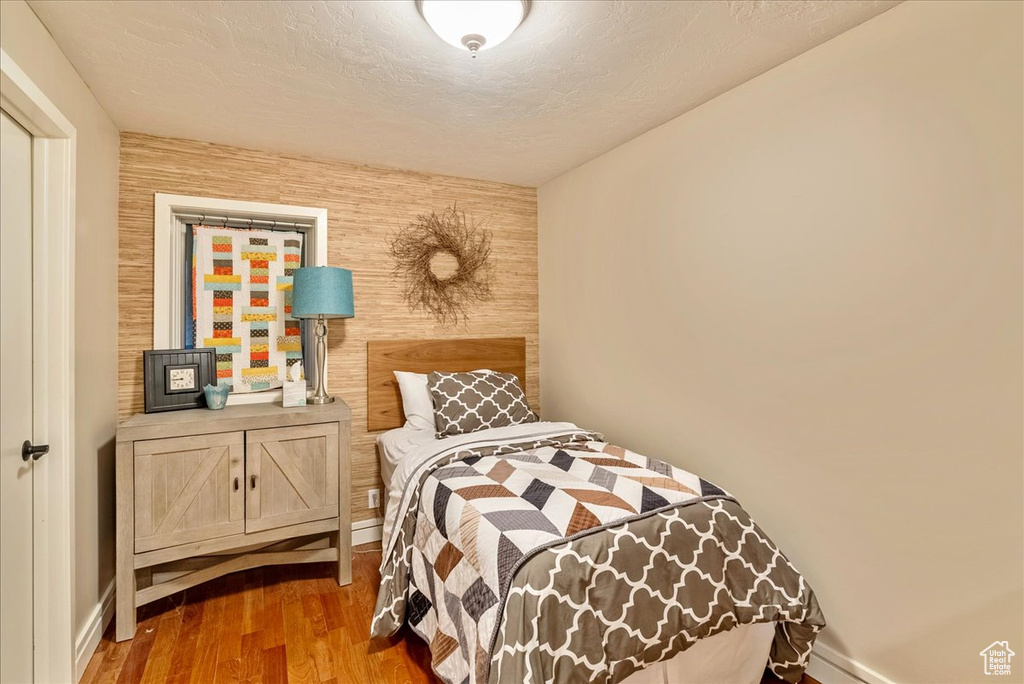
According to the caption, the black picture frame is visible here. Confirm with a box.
[143,348,217,413]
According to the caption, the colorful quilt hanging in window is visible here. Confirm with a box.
[192,225,303,393]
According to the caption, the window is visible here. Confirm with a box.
[153,194,328,405]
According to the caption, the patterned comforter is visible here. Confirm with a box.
[372,424,824,684]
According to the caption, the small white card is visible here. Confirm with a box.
[282,361,307,407]
[282,380,307,407]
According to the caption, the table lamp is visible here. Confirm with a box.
[291,266,354,404]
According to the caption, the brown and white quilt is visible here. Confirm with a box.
[372,423,824,684]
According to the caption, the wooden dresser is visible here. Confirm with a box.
[115,402,351,641]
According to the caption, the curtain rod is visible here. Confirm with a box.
[176,213,314,230]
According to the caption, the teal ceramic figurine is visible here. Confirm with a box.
[203,381,230,410]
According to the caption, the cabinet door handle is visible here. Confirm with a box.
[250,475,257,490]
[233,477,239,491]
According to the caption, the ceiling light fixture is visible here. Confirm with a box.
[417,0,530,58]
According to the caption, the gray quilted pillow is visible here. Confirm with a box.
[427,371,537,437]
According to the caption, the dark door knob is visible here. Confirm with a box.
[21,440,49,462]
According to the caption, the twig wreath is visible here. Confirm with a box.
[388,205,494,325]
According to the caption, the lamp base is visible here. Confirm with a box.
[308,314,333,406]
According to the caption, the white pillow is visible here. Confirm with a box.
[393,369,493,432]
[394,371,435,431]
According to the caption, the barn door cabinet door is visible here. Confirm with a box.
[245,423,339,533]
[134,432,245,553]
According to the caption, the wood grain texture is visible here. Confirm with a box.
[81,545,820,684]
[133,438,245,553]
[134,519,340,570]
[118,403,350,444]
[136,548,337,608]
[117,409,351,639]
[245,424,339,534]
[119,132,539,523]
[366,337,527,431]
[116,439,138,641]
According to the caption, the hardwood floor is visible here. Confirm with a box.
[81,543,818,684]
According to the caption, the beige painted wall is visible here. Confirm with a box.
[117,132,539,526]
[538,2,1022,683]
[0,0,121,663]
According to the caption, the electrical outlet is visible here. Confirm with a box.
[368,488,380,510]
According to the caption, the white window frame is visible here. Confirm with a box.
[1,48,76,683]
[153,193,328,405]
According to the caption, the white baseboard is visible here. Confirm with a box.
[808,642,896,684]
[74,579,115,682]
[352,517,383,546]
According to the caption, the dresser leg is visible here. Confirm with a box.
[336,425,352,586]
[115,561,136,640]
[332,531,352,586]
[115,440,136,641]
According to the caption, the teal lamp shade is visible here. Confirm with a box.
[291,267,354,319]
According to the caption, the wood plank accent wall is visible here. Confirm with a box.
[118,132,539,523]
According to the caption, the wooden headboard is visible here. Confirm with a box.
[366,337,527,432]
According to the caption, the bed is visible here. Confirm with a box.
[367,338,824,684]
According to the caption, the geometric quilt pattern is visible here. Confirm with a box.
[192,225,303,393]
[493,499,825,684]
[427,371,538,438]
[403,441,721,684]
[371,429,823,684]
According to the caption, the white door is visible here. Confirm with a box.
[1,108,36,683]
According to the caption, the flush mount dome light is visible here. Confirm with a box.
[417,0,530,57]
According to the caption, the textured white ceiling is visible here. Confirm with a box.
[29,0,899,186]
